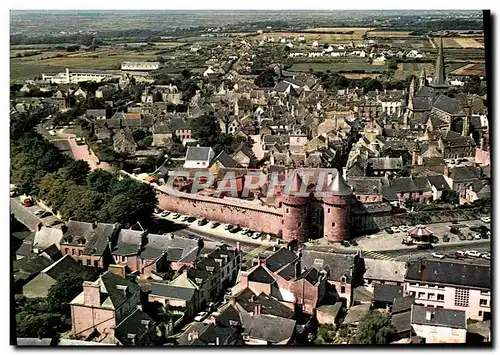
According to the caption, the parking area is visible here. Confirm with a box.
[153,209,278,247]
[10,196,60,230]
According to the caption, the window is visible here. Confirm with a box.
[65,248,69,254]
[340,286,346,293]
[454,288,470,307]
[332,222,335,227]
[328,208,331,213]
[298,222,302,227]
[87,260,91,266]
[418,292,425,299]
[79,250,82,256]
[282,220,284,225]
[437,294,444,301]
[72,249,75,255]
[480,299,488,306]
[286,208,289,213]
[428,293,435,300]
[122,256,127,262]
[479,311,483,317]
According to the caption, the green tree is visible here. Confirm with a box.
[47,272,85,315]
[190,114,221,147]
[315,324,336,344]
[59,160,91,185]
[441,189,458,204]
[16,312,65,338]
[86,169,117,194]
[255,69,276,88]
[354,310,395,344]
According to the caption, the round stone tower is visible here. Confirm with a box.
[322,171,352,243]
[280,171,309,245]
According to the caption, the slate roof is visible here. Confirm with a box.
[112,229,144,256]
[234,288,294,318]
[348,177,385,195]
[412,97,433,111]
[392,295,415,315]
[367,157,403,170]
[150,282,195,301]
[97,271,140,309]
[83,223,116,256]
[342,304,371,325]
[390,177,428,193]
[185,146,212,161]
[114,309,154,346]
[427,175,449,191]
[170,117,191,131]
[240,313,296,343]
[405,259,491,290]
[411,305,466,329]
[14,255,53,283]
[391,311,412,334]
[264,248,298,273]
[317,302,342,321]
[373,284,404,304]
[301,250,355,282]
[211,150,242,168]
[433,95,465,115]
[86,109,106,117]
[42,254,93,280]
[247,266,275,284]
[362,258,406,283]
[178,322,240,346]
[449,166,479,181]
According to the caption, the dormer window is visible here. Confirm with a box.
[340,275,347,283]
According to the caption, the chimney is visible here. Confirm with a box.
[108,264,126,278]
[254,303,262,316]
[107,236,113,253]
[443,165,449,178]
[215,337,220,346]
[295,260,301,278]
[426,311,433,321]
[190,330,200,340]
[418,259,423,273]
[236,242,240,252]
[83,281,101,307]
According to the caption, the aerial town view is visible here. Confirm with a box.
[10,9,491,346]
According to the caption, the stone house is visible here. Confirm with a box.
[404,259,491,321]
[410,305,467,343]
[113,129,137,155]
[443,165,479,192]
[70,270,142,342]
[438,130,476,159]
[389,176,433,203]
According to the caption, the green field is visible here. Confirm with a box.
[289,61,388,73]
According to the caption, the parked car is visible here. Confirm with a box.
[390,226,400,233]
[241,228,250,234]
[34,209,45,216]
[431,252,445,259]
[455,251,465,258]
[194,312,208,322]
[187,217,196,223]
[172,213,181,219]
[244,230,254,236]
[154,208,162,214]
[466,233,474,241]
[40,211,52,218]
[449,227,460,235]
[442,234,450,242]
[341,241,351,247]
[445,253,458,259]
[481,253,490,260]
[480,216,491,223]
[210,222,220,229]
[458,233,466,241]
[160,211,170,217]
[474,233,482,240]
[197,218,208,226]
[465,250,481,258]
[351,240,359,246]
[399,225,410,232]
[229,226,241,233]
[385,227,394,234]
[181,216,190,222]
[23,198,33,207]
[225,224,234,231]
[49,220,63,226]
[251,232,261,240]
[10,189,18,197]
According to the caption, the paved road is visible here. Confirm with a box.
[10,197,59,231]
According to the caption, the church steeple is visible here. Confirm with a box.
[430,37,448,89]
[419,67,427,89]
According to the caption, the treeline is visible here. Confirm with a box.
[10,113,157,226]
[11,33,95,46]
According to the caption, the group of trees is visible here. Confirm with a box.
[314,310,395,345]
[11,113,158,226]
[15,271,87,338]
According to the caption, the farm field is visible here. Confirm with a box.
[451,63,486,77]
[342,73,382,79]
[9,47,168,80]
[393,62,434,80]
[366,30,412,37]
[289,61,388,73]
[433,37,484,49]
[375,38,433,50]
[304,27,373,35]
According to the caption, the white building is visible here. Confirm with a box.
[42,68,117,84]
[121,62,160,71]
[183,146,215,169]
